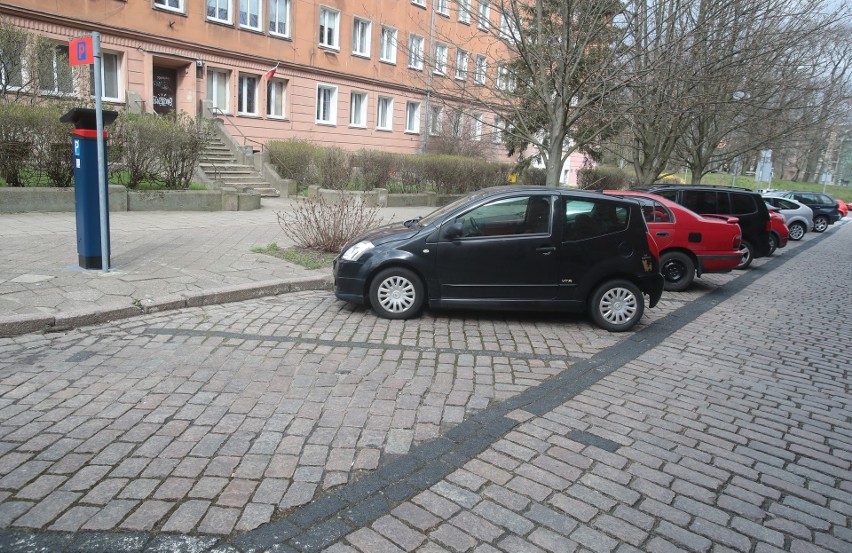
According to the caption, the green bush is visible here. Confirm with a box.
[577,166,630,190]
[267,139,320,191]
[314,146,351,190]
[521,167,548,186]
[351,149,396,191]
[28,105,74,187]
[155,112,211,190]
[109,113,162,189]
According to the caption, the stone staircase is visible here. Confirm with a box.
[198,135,280,197]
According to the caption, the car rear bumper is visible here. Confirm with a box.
[638,273,664,308]
[698,253,744,274]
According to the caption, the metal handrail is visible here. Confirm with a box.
[211,107,265,153]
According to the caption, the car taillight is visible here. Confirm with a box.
[733,235,741,249]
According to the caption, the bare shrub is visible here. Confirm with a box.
[277,193,381,253]
[577,166,630,190]
[154,112,212,190]
[109,113,162,189]
[314,146,351,190]
[521,168,548,186]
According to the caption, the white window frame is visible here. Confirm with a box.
[408,34,424,70]
[405,101,420,133]
[319,7,340,50]
[350,91,368,127]
[39,45,74,96]
[207,0,232,24]
[434,43,448,75]
[238,73,259,115]
[493,115,504,143]
[239,0,262,31]
[474,54,487,85]
[429,105,443,136]
[436,0,449,16]
[316,83,338,125]
[477,0,490,31]
[352,17,372,58]
[377,96,393,130]
[207,68,230,113]
[269,0,290,37]
[454,49,468,81]
[267,78,287,118]
[154,0,184,13]
[458,0,471,24]
[412,0,426,6]
[380,26,397,64]
[91,51,121,102]
[496,63,507,90]
[472,112,483,141]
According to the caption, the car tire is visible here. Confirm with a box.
[788,221,806,241]
[589,279,644,332]
[735,240,753,270]
[369,267,425,320]
[813,215,829,233]
[660,251,695,292]
[767,233,778,256]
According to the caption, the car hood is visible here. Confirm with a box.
[350,222,421,248]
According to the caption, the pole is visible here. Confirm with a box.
[422,0,436,153]
[92,32,109,272]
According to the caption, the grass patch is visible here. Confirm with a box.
[251,243,336,270]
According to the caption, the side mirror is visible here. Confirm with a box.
[442,222,463,240]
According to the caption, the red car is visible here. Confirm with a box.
[838,199,848,218]
[606,191,742,291]
[767,208,789,255]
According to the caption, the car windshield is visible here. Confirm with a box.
[418,188,498,227]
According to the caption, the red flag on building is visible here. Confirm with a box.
[264,63,279,81]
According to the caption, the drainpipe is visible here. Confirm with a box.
[423,0,436,154]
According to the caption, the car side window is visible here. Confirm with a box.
[683,191,717,214]
[731,193,756,215]
[816,194,833,206]
[563,199,628,241]
[453,195,551,238]
[640,200,672,223]
[655,190,677,202]
[775,198,796,210]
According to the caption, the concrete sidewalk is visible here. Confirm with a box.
[0,199,428,337]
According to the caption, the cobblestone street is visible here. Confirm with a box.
[0,222,849,552]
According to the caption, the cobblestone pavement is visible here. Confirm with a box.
[0,222,849,552]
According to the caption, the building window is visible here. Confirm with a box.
[458,0,471,23]
[496,63,508,89]
[377,96,393,130]
[477,1,490,30]
[436,0,449,15]
[454,49,468,80]
[474,55,487,85]
[412,0,425,6]
[408,34,424,70]
[350,91,367,127]
[154,0,184,13]
[316,84,337,124]
[269,0,290,36]
[207,68,229,112]
[239,0,261,30]
[238,74,258,115]
[352,17,371,57]
[433,43,449,76]
[493,115,504,143]
[38,45,74,96]
[429,105,443,135]
[499,10,515,38]
[449,111,465,138]
[207,0,232,24]
[319,7,340,49]
[405,101,420,133]
[267,78,286,118]
[380,26,397,63]
[472,113,483,140]
[90,52,120,101]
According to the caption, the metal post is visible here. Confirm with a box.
[423,0,437,153]
[92,32,109,272]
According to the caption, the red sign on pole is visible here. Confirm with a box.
[69,36,94,66]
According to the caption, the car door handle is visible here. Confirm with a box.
[656,232,670,237]
[536,246,556,255]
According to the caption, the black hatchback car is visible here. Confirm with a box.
[764,191,841,233]
[333,187,664,332]
[645,185,771,269]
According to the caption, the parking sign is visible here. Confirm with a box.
[69,36,94,66]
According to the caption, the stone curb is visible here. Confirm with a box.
[0,275,334,339]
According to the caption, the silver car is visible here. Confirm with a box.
[763,196,813,241]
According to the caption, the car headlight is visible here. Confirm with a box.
[341,240,374,261]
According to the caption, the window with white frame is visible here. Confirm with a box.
[207,0,232,23]
[436,0,449,15]
[499,10,513,38]
[472,112,483,140]
[267,78,286,118]
[316,84,338,124]
[434,43,448,75]
[408,34,424,70]
[238,74,258,115]
[377,96,393,130]
[449,110,464,138]
[496,63,508,90]
[429,105,442,135]
[89,51,120,101]
[411,0,425,6]
[269,0,290,36]
[38,45,74,95]
[477,1,490,30]
[405,101,420,133]
[350,91,367,127]
[352,17,371,57]
[154,0,184,13]
[474,54,486,85]
[319,7,340,49]
[380,26,397,63]
[240,0,261,30]
[458,0,471,23]
[207,68,229,112]
[0,32,25,91]
[492,115,504,143]
[454,49,468,80]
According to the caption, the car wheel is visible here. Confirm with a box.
[735,240,753,270]
[813,215,829,233]
[788,221,806,241]
[660,251,695,292]
[369,267,425,320]
[767,233,778,256]
[589,279,644,332]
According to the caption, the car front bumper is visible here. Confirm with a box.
[333,258,368,305]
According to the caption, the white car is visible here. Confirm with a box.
[763,196,813,241]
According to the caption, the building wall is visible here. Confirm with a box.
[1,0,511,160]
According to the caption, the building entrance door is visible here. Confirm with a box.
[152,66,177,114]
